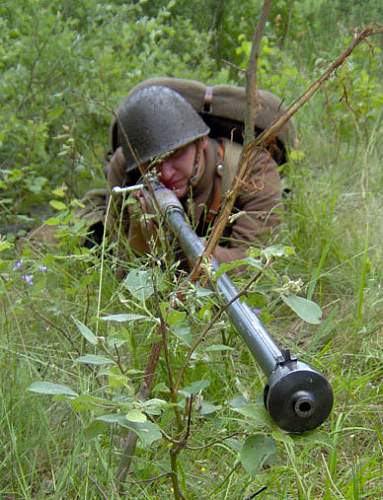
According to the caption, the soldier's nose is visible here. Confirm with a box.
[159,160,175,181]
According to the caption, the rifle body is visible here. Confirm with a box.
[153,183,333,433]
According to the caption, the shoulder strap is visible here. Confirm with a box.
[221,139,242,197]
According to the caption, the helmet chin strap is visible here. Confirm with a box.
[189,139,205,188]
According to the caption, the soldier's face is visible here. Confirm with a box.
[157,142,199,198]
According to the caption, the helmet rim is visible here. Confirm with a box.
[116,86,210,173]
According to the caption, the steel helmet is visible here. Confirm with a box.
[116,85,210,173]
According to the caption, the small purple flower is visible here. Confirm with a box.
[252,308,261,316]
[21,274,33,285]
[13,259,24,271]
[38,265,48,272]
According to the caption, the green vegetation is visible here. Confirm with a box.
[1,1,383,498]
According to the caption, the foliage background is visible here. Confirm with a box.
[1,0,383,498]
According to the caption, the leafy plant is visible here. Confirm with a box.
[1,1,383,498]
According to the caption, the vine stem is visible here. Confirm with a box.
[169,396,193,500]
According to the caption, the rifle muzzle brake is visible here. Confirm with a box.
[264,360,333,433]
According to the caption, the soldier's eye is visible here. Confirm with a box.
[172,145,187,159]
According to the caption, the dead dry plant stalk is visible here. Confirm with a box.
[190,25,383,281]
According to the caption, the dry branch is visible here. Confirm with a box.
[190,0,271,280]
[191,25,383,280]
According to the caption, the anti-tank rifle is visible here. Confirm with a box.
[113,180,334,433]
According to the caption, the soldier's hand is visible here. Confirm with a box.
[127,189,159,254]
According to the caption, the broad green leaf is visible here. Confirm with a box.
[126,409,147,423]
[171,325,192,346]
[181,379,210,396]
[281,294,322,324]
[69,394,107,412]
[52,186,67,197]
[101,313,151,322]
[72,317,98,345]
[28,381,78,397]
[229,395,248,409]
[165,308,192,346]
[239,435,277,476]
[125,421,162,447]
[194,286,214,298]
[203,344,234,352]
[215,257,262,279]
[225,438,242,453]
[96,414,127,425]
[75,354,115,365]
[124,269,154,300]
[108,372,129,389]
[96,414,162,446]
[165,309,186,326]
[84,421,107,440]
[291,430,333,448]
[0,240,12,253]
[200,402,222,415]
[44,217,61,226]
[49,200,67,211]
[262,245,295,259]
[141,398,168,415]
[232,402,272,427]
